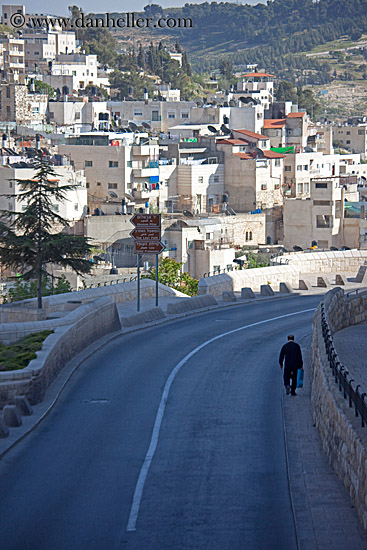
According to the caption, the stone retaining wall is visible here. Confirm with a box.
[311,287,367,528]
[0,296,121,408]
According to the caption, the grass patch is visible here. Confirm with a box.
[0,330,54,371]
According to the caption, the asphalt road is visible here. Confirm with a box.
[0,295,322,550]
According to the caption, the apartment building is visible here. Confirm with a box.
[283,151,340,198]
[23,28,77,71]
[41,53,108,92]
[48,99,110,132]
[59,132,161,212]
[236,72,274,109]
[1,37,25,77]
[283,176,359,250]
[107,99,196,133]
[0,162,87,222]
[333,124,367,158]
[216,130,284,213]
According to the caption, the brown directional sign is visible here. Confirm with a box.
[130,227,161,241]
[130,213,161,228]
[134,241,165,254]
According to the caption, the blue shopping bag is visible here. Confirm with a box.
[297,369,304,388]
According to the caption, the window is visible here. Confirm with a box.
[206,233,211,240]
[285,166,291,172]
[152,110,159,121]
[74,203,79,211]
[313,200,330,206]
[108,183,118,189]
[109,161,118,168]
[85,160,93,167]
[9,182,12,188]
[181,111,189,119]
[346,131,350,135]
[75,112,81,120]
[198,176,203,184]
[167,111,176,119]
[316,215,332,228]
[134,110,143,116]
[97,182,101,186]
[49,111,54,119]
[297,183,303,194]
[297,165,302,171]
[213,265,220,273]
[86,182,89,188]
[346,140,350,144]
[245,230,253,241]
[358,129,365,135]
[304,182,310,194]
[261,184,267,190]
[213,175,219,183]
[303,165,308,171]
[275,159,280,167]
[6,87,10,99]
[52,204,60,212]
[6,106,10,115]
[315,182,327,189]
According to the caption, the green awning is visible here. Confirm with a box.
[270,146,295,154]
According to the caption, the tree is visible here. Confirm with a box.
[143,258,198,296]
[219,58,233,80]
[0,156,92,308]
[28,79,55,98]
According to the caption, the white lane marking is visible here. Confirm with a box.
[126,307,316,532]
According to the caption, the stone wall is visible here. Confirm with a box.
[272,249,367,273]
[0,296,121,408]
[311,287,367,528]
[198,265,300,296]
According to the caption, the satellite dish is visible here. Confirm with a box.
[254,147,264,158]
[207,125,218,134]
[293,245,303,252]
[220,124,231,135]
[330,246,338,251]
[109,191,118,198]
[142,122,151,130]
[239,96,257,105]
[304,146,314,152]
[129,122,138,131]
[183,210,194,218]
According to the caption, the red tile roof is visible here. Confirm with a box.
[233,152,254,160]
[216,139,245,145]
[234,129,269,140]
[287,112,306,118]
[263,119,286,129]
[262,150,286,159]
[242,72,275,78]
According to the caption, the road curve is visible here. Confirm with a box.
[0,295,321,550]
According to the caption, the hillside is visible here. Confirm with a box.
[110,0,367,83]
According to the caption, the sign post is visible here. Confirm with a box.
[130,213,164,311]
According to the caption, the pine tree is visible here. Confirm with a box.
[0,155,92,308]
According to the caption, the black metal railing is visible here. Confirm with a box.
[320,302,367,427]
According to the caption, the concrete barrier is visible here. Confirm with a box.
[121,308,165,327]
[3,405,22,427]
[355,265,367,284]
[222,291,237,302]
[167,295,217,314]
[317,277,327,288]
[279,282,293,293]
[14,395,33,416]
[260,285,274,296]
[241,288,256,299]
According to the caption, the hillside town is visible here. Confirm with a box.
[1,3,367,283]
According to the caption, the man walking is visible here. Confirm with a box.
[279,335,303,396]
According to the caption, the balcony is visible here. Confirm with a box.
[131,160,159,178]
